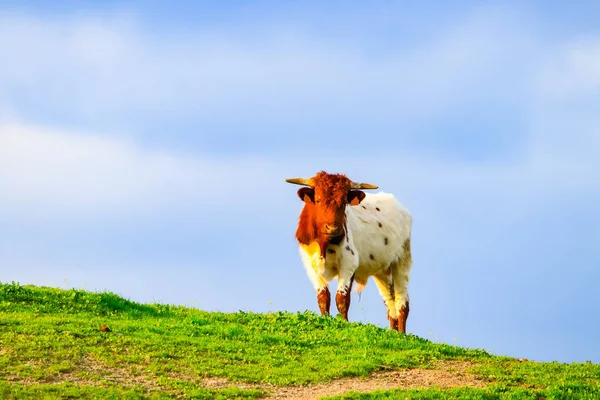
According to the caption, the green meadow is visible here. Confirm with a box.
[1,282,598,399]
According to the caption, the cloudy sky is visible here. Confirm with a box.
[1,1,599,363]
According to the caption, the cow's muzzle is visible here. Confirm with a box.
[322,224,342,237]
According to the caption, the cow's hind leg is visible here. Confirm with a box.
[373,272,398,330]
[391,238,413,333]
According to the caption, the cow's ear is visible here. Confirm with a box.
[297,187,315,203]
[348,190,366,206]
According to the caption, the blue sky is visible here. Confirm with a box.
[1,1,599,363]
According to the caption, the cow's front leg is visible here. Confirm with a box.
[335,271,355,320]
[317,287,331,316]
[303,254,335,317]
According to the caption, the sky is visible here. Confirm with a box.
[1,1,599,363]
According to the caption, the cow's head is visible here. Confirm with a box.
[286,171,378,255]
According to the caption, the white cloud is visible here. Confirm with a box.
[0,122,293,220]
[0,6,598,223]
[1,117,597,227]
[529,39,600,178]
[0,8,536,127]
[537,39,600,97]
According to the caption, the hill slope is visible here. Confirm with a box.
[0,282,598,399]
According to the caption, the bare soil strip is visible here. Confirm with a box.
[203,361,487,399]
[6,358,488,399]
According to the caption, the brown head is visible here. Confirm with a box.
[286,171,378,257]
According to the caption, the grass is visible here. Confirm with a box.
[327,384,600,400]
[1,282,599,399]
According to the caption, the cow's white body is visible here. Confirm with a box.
[298,191,412,321]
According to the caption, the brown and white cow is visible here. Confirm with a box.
[286,171,413,333]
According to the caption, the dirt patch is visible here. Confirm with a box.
[57,356,163,392]
[200,376,262,391]
[5,355,165,393]
[264,361,486,399]
[5,358,488,399]
[198,361,487,399]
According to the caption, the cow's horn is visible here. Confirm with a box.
[285,178,314,187]
[351,182,378,189]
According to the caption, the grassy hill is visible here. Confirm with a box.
[0,282,598,399]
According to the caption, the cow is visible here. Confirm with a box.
[286,171,413,333]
